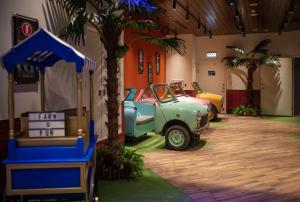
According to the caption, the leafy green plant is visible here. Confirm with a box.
[232,104,261,116]
[96,145,144,180]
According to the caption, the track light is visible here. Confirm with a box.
[235,9,239,18]
[186,9,189,21]
[197,18,201,30]
[172,0,176,10]
[289,0,294,14]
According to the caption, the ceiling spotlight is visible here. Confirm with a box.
[186,9,189,21]
[197,18,201,30]
[250,13,258,17]
[172,0,176,10]
[228,0,234,6]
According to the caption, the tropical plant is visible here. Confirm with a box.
[58,0,185,151]
[232,104,261,116]
[222,39,281,106]
[96,145,144,179]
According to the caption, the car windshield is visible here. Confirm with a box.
[169,83,186,97]
[124,88,137,101]
[192,82,203,93]
[140,88,156,101]
[153,84,176,103]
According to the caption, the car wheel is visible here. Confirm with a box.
[165,125,190,150]
[210,106,218,122]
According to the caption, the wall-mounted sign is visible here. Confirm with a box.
[156,52,160,75]
[207,51,217,58]
[148,62,153,84]
[138,48,144,74]
[13,14,39,84]
[208,70,216,76]
[28,112,65,137]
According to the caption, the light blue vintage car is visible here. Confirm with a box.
[124,84,209,150]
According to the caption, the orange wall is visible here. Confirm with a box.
[124,29,166,89]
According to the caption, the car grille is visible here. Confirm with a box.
[200,114,208,127]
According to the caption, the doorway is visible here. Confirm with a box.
[294,58,300,116]
[197,60,226,96]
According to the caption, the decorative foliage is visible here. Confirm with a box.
[232,104,261,116]
[96,145,144,179]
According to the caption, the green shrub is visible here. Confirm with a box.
[232,104,261,116]
[96,145,144,180]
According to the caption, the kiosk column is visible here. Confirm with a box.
[77,73,83,137]
[8,73,14,139]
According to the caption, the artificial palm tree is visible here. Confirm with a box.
[222,39,280,106]
[58,0,185,151]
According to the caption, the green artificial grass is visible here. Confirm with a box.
[291,134,300,141]
[125,133,166,153]
[210,121,227,128]
[260,116,300,125]
[98,168,193,202]
[126,133,209,153]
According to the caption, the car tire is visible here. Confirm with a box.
[165,125,191,151]
[210,106,218,122]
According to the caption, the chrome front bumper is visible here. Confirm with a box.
[192,122,209,135]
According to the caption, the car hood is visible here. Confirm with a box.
[162,100,208,114]
[176,95,211,105]
[198,92,223,101]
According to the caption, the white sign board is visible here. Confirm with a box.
[28,112,65,137]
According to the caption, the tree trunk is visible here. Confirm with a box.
[106,51,120,151]
[246,65,254,106]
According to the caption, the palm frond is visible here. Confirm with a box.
[222,56,246,68]
[251,39,271,54]
[226,45,245,55]
[117,0,157,12]
[125,20,158,31]
[258,54,281,68]
[136,35,185,55]
[59,0,86,16]
[59,9,88,45]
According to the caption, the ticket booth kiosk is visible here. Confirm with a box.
[2,28,97,202]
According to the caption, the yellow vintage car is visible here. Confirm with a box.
[191,82,224,121]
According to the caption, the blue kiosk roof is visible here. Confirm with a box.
[2,28,96,73]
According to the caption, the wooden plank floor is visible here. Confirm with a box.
[143,115,300,202]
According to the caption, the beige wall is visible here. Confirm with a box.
[197,30,300,91]
[166,34,196,90]
[166,30,300,92]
